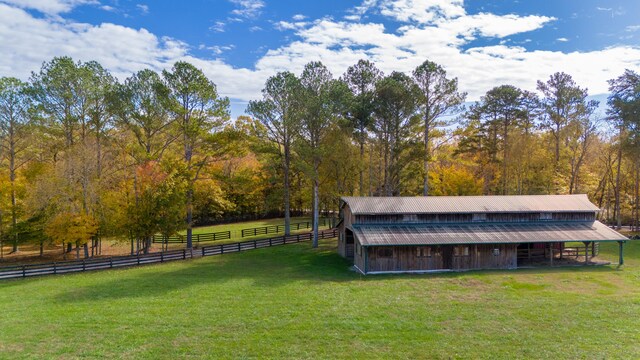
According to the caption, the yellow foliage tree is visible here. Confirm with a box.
[45,213,98,259]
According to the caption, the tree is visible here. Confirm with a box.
[537,72,598,190]
[412,60,466,196]
[608,69,640,229]
[372,72,418,195]
[297,61,335,247]
[163,61,229,249]
[247,71,301,236]
[341,60,382,195]
[0,77,32,252]
[45,212,98,259]
[111,69,176,162]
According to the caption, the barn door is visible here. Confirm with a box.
[442,246,453,269]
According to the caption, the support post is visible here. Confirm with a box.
[549,243,553,267]
[618,241,624,266]
[584,241,590,265]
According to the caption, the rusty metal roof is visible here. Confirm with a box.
[352,221,627,246]
[341,195,599,215]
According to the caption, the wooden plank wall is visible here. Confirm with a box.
[366,244,518,273]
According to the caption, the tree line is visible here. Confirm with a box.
[0,56,638,259]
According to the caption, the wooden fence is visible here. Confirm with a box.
[0,249,190,280]
[0,229,338,280]
[152,231,231,244]
[152,218,335,244]
[203,229,337,256]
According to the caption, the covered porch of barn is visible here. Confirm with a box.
[351,221,628,274]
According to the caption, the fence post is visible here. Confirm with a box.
[82,260,86,272]
[202,247,205,257]
[22,265,26,278]
[161,252,164,263]
[110,257,113,268]
[221,245,224,254]
[238,243,241,252]
[53,262,57,275]
[297,234,301,242]
[254,240,257,249]
[182,249,186,260]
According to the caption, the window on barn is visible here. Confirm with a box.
[540,212,552,221]
[416,247,431,258]
[377,247,393,258]
[472,213,487,222]
[453,246,470,257]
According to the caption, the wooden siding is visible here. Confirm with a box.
[353,238,365,273]
[366,244,517,273]
[337,221,345,257]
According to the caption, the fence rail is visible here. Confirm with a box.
[152,231,231,244]
[151,218,336,244]
[0,249,189,280]
[0,228,338,280]
[203,229,337,256]
[240,218,332,238]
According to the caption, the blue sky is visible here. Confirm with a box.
[1,0,639,118]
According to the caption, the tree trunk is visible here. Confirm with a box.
[359,139,364,196]
[312,162,320,248]
[423,117,430,196]
[615,137,623,230]
[186,187,194,249]
[83,243,89,258]
[502,118,509,195]
[75,241,80,260]
[284,139,291,236]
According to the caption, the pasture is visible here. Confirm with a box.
[0,239,638,359]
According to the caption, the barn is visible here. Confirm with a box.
[337,195,628,274]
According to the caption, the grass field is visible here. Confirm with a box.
[0,238,639,359]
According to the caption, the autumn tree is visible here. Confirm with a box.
[608,69,640,229]
[537,72,598,191]
[247,71,301,235]
[163,61,229,249]
[0,77,33,253]
[412,60,466,196]
[297,61,336,247]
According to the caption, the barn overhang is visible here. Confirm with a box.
[352,221,628,247]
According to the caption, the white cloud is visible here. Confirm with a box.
[379,0,466,23]
[556,37,569,42]
[626,25,640,32]
[229,0,264,19]
[292,14,306,21]
[0,0,97,15]
[0,0,639,117]
[136,4,149,14]
[210,21,226,33]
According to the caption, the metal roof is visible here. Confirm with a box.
[352,221,627,246]
[341,195,599,215]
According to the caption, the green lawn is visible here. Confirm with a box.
[0,239,639,359]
